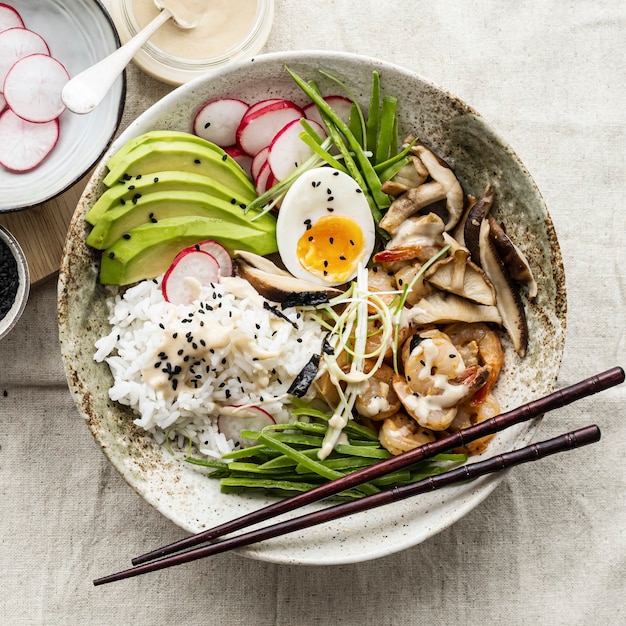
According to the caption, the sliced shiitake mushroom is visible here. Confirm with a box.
[478,220,529,356]
[424,248,496,306]
[463,184,495,267]
[487,216,538,298]
[405,292,502,326]
[234,250,341,307]
[379,145,464,234]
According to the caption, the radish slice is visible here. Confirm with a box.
[3,53,68,123]
[0,27,49,87]
[254,160,276,195]
[0,108,58,172]
[217,405,275,448]
[0,92,6,112]
[224,145,253,178]
[195,240,234,277]
[0,4,23,33]
[243,98,284,119]
[303,95,354,129]
[250,145,269,181]
[268,118,326,181]
[236,99,304,156]
[162,248,220,305]
[193,98,249,147]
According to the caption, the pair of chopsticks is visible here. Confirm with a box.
[93,366,624,586]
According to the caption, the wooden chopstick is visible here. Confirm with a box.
[131,366,624,567]
[94,423,602,585]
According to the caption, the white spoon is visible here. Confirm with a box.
[62,1,195,115]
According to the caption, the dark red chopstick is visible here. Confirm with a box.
[94,423,602,585]
[131,366,624,567]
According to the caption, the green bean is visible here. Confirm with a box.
[366,70,380,155]
[375,96,398,164]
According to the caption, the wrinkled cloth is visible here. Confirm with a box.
[1,1,625,624]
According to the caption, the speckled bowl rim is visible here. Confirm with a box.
[58,50,566,566]
[0,225,30,340]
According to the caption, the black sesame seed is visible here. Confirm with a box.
[332,171,339,176]
[154,362,161,368]
[308,236,313,241]
[225,389,231,398]
[119,198,126,205]
[327,196,334,201]
[204,121,211,129]
[177,349,184,355]
[153,177,159,183]
[230,198,237,204]
[350,239,355,246]
[136,174,142,180]
[108,252,115,259]
[356,188,363,193]
[128,185,135,190]
[339,255,346,261]
[194,158,201,164]
[329,237,334,244]
[122,233,131,240]
[123,173,132,181]
[222,154,228,161]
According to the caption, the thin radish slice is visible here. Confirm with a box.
[162,248,220,305]
[217,405,276,448]
[268,118,327,181]
[3,53,68,123]
[250,145,269,181]
[195,240,234,277]
[254,160,276,195]
[193,98,249,147]
[224,145,253,178]
[0,92,6,112]
[0,4,23,33]
[243,98,284,119]
[0,108,58,172]
[236,99,304,156]
[0,28,49,87]
[304,95,354,129]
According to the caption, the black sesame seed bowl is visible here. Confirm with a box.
[0,225,30,341]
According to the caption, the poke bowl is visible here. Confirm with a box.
[58,50,566,565]
[0,0,125,211]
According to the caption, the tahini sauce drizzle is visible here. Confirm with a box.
[132,0,258,60]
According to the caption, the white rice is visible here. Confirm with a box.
[94,275,324,459]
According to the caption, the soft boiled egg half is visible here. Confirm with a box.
[276,167,375,286]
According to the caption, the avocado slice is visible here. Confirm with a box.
[105,130,223,173]
[103,139,255,197]
[99,216,278,285]
[85,170,256,226]
[86,189,276,250]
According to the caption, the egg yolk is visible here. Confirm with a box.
[296,215,366,283]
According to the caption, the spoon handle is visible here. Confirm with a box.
[62,9,172,114]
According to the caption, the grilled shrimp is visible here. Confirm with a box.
[443,322,504,405]
[393,328,489,430]
[378,412,436,455]
[448,393,501,455]
[355,361,401,420]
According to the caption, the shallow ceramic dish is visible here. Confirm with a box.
[0,225,29,340]
[0,0,125,212]
[58,51,566,565]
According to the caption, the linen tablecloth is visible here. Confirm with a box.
[1,1,624,624]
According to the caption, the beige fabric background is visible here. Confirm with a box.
[1,1,625,624]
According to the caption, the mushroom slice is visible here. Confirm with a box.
[478,220,529,356]
[405,292,502,326]
[379,145,464,233]
[487,216,538,298]
[234,251,341,306]
[381,155,430,197]
[425,249,496,306]
[463,184,495,267]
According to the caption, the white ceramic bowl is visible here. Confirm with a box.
[0,225,29,340]
[0,0,125,212]
[58,51,566,565]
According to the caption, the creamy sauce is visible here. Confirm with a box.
[132,0,258,60]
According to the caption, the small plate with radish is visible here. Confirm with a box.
[0,1,124,212]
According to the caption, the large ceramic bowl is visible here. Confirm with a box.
[58,51,566,565]
[0,0,125,212]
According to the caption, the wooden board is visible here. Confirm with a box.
[0,173,91,285]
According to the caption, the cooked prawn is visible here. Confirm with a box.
[393,328,489,430]
[447,393,501,455]
[355,361,401,421]
[443,322,504,405]
[378,412,436,455]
